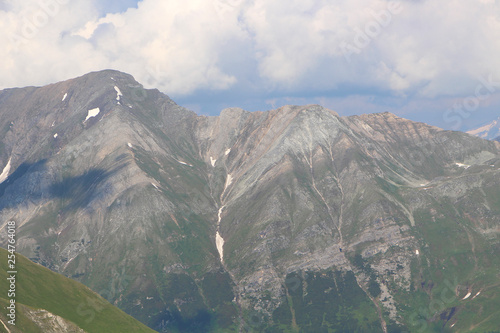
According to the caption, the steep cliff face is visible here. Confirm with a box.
[1,70,499,332]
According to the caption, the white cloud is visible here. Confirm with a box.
[72,13,125,39]
[1,0,500,103]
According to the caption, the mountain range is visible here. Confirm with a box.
[0,70,499,332]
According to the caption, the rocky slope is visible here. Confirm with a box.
[0,70,499,332]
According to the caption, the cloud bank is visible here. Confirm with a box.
[1,0,499,128]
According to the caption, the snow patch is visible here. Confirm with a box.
[151,183,159,190]
[225,148,231,156]
[216,205,225,262]
[224,174,233,192]
[0,158,12,184]
[415,249,419,255]
[455,163,470,169]
[62,93,67,101]
[84,108,100,122]
[171,157,193,167]
[472,291,481,299]
[210,156,216,167]
[462,292,471,300]
[114,86,122,101]
[127,142,133,148]
[218,206,224,223]
[53,133,58,138]
[177,160,193,167]
[216,232,225,262]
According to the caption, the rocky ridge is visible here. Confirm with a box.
[0,70,499,332]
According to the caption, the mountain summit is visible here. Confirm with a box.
[1,70,499,332]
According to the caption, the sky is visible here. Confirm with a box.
[1,0,500,131]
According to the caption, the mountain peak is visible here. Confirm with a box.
[70,69,139,84]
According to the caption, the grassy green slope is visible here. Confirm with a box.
[0,248,156,333]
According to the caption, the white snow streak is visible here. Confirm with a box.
[218,206,224,223]
[114,86,123,101]
[455,163,470,169]
[127,142,133,148]
[177,160,192,167]
[462,292,471,300]
[216,232,224,262]
[223,174,233,192]
[415,249,419,255]
[54,133,58,138]
[216,206,225,262]
[62,93,67,101]
[210,156,216,167]
[472,291,481,299]
[0,158,11,184]
[172,157,193,167]
[84,108,100,122]
[225,148,231,155]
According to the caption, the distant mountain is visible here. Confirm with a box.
[0,70,499,332]
[467,116,500,140]
[0,248,155,333]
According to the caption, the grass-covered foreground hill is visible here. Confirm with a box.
[0,247,155,333]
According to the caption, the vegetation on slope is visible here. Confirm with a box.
[0,248,155,333]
